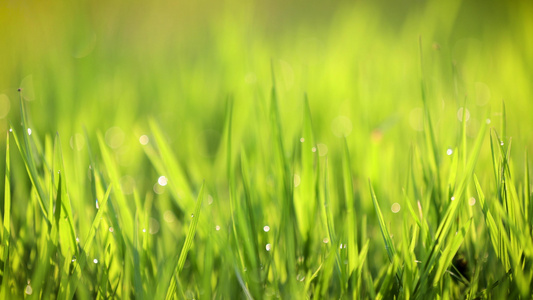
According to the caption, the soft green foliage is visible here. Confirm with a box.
[1,0,533,299]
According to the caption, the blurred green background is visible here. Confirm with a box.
[1,0,533,296]
[1,0,532,201]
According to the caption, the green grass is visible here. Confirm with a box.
[1,0,533,298]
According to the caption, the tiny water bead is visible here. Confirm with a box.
[207,195,214,205]
[451,196,456,201]
[215,225,221,231]
[96,199,99,209]
[446,148,453,156]
[500,141,504,146]
[71,256,77,262]
[142,228,146,233]
[76,237,80,242]
[457,107,471,122]
[391,203,401,213]
[323,238,329,244]
[300,137,305,143]
[27,128,32,135]
[25,284,33,295]
[293,174,301,187]
[139,135,149,145]
[158,176,168,186]
[93,259,98,264]
[263,225,270,232]
[311,147,317,152]
[486,118,491,124]
[469,197,476,206]
[109,227,114,233]
[266,244,271,251]
[190,214,194,218]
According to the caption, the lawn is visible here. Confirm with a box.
[1,0,533,298]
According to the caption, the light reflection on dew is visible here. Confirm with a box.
[300,137,305,143]
[469,197,476,206]
[323,238,329,244]
[266,244,271,251]
[446,148,453,156]
[25,284,33,295]
[391,203,401,213]
[109,227,114,233]
[27,128,32,135]
[451,196,456,201]
[486,118,491,124]
[215,225,221,231]
[294,174,301,187]
[139,135,149,145]
[311,147,317,152]
[158,176,168,186]
[93,259,98,264]
[96,199,99,209]
[263,225,270,232]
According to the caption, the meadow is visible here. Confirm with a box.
[1,0,533,298]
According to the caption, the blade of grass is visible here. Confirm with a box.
[165,182,205,300]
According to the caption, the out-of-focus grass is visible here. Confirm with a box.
[1,0,533,298]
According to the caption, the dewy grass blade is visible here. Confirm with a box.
[1,132,11,298]
[63,184,113,299]
[165,182,205,300]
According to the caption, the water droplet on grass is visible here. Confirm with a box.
[27,128,32,135]
[486,118,491,124]
[266,244,271,251]
[215,225,220,231]
[263,225,270,232]
[391,203,401,213]
[139,135,149,145]
[446,148,453,155]
[96,199,99,209]
[25,284,33,295]
[93,259,98,264]
[158,176,168,186]
[311,147,317,152]
[109,227,114,232]
[469,197,476,206]
[451,196,456,201]
[142,228,146,233]
[323,238,329,244]
[300,137,305,142]
[500,141,504,146]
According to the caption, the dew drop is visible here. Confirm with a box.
[139,135,149,145]
[500,141,504,146]
[311,147,317,153]
[469,197,476,206]
[158,176,168,186]
[266,243,271,251]
[263,225,270,232]
[93,259,98,264]
[215,225,221,231]
[391,203,401,213]
[142,228,146,233]
[451,196,455,201]
[96,199,99,209]
[300,137,305,143]
[323,238,329,244]
[27,128,32,135]
[25,284,33,295]
[446,148,453,156]
[109,227,114,233]
[486,118,491,124]
[76,237,80,242]
[9,128,12,132]
[71,256,77,262]
[190,214,194,218]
